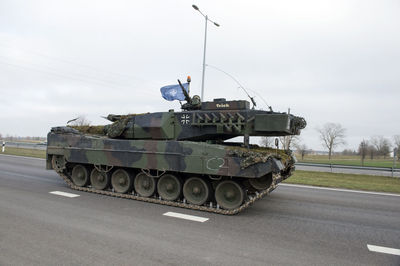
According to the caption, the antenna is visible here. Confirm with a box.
[205,64,257,109]
[245,88,273,112]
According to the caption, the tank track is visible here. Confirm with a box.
[55,169,292,215]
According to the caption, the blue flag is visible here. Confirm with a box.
[160,83,189,101]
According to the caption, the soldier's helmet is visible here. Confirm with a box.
[191,95,201,107]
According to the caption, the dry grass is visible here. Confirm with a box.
[1,147,46,158]
[285,170,400,194]
[296,153,399,168]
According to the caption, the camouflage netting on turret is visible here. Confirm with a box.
[70,121,129,138]
[69,125,106,135]
[103,118,130,138]
[69,114,142,138]
[227,146,292,169]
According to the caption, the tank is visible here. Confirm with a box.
[46,85,306,214]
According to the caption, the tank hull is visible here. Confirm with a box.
[46,131,295,214]
[47,132,289,179]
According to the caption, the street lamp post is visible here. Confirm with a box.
[192,5,220,101]
[393,148,398,176]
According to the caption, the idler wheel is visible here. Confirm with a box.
[157,174,182,201]
[249,173,273,190]
[215,180,244,210]
[183,177,210,205]
[134,172,156,197]
[51,155,66,172]
[71,164,90,187]
[90,168,110,190]
[111,169,133,194]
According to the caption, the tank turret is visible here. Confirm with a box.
[71,97,305,143]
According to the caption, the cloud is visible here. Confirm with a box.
[0,0,399,150]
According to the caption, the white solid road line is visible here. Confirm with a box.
[280,183,400,197]
[49,191,80,198]
[163,212,209,222]
[367,244,400,256]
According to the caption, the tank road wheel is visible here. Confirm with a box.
[215,180,244,210]
[183,177,210,205]
[71,165,90,187]
[134,172,156,197]
[157,174,182,201]
[111,169,133,194]
[90,168,110,190]
[249,173,273,191]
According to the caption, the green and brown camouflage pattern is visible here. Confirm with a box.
[48,98,304,178]
[70,98,306,141]
[46,97,305,213]
[46,131,291,179]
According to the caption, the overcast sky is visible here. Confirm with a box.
[0,0,399,151]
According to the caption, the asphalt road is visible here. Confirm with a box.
[1,155,399,266]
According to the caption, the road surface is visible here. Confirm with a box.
[1,155,399,265]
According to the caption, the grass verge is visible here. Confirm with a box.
[284,170,400,194]
[296,154,399,169]
[1,147,46,159]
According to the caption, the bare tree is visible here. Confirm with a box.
[394,135,400,160]
[279,135,299,150]
[382,142,391,159]
[394,135,400,148]
[261,137,275,148]
[261,136,298,150]
[295,143,309,160]
[370,136,391,159]
[366,144,376,160]
[317,123,346,160]
[358,140,368,166]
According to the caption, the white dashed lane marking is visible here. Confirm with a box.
[367,244,400,256]
[163,212,209,222]
[49,191,80,198]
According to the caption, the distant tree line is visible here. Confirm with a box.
[0,115,91,143]
[341,149,357,156]
[0,134,46,142]
[261,122,399,163]
[358,136,399,160]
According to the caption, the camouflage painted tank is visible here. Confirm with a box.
[46,85,306,214]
